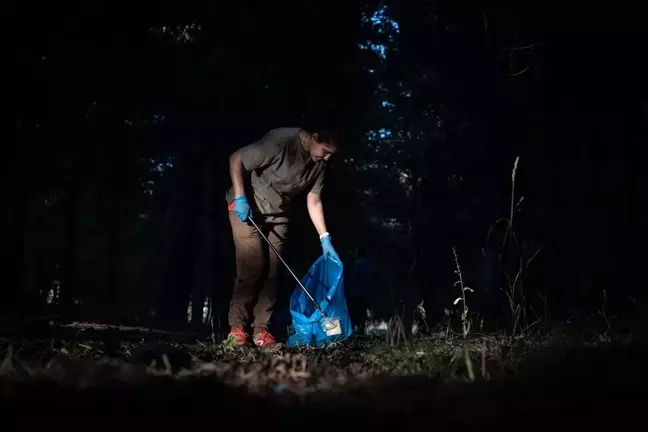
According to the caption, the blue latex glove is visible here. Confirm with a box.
[231,195,251,222]
[320,234,340,262]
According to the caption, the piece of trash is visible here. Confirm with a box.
[324,318,342,336]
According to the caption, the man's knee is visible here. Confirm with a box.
[236,259,266,282]
[266,243,287,279]
[266,255,284,279]
[234,246,266,282]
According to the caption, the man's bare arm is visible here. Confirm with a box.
[307,191,328,236]
[229,152,246,197]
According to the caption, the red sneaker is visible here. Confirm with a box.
[253,330,277,347]
[227,325,248,345]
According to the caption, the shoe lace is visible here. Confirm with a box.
[230,326,247,337]
[256,331,275,343]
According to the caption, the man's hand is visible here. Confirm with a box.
[320,234,340,262]
[231,195,251,222]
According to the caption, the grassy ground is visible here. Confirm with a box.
[1,321,647,430]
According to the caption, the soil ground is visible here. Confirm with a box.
[1,320,647,430]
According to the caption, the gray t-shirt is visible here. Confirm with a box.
[225,127,327,223]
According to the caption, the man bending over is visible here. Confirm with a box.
[225,127,340,347]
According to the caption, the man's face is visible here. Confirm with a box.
[309,134,337,162]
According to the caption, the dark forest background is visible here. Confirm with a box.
[8,0,647,338]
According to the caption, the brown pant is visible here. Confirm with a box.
[228,210,289,334]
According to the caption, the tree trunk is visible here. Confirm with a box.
[60,165,81,319]
[191,157,215,328]
[159,154,202,329]
[104,142,123,324]
[2,142,27,318]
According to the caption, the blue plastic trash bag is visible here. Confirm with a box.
[287,255,353,347]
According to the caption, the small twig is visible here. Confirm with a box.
[599,289,612,335]
[452,246,473,338]
[630,297,647,321]
[161,354,173,373]
[463,345,475,381]
[503,42,540,52]
[481,340,488,380]
[508,65,531,76]
[77,343,103,354]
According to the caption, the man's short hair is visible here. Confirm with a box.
[313,129,339,148]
